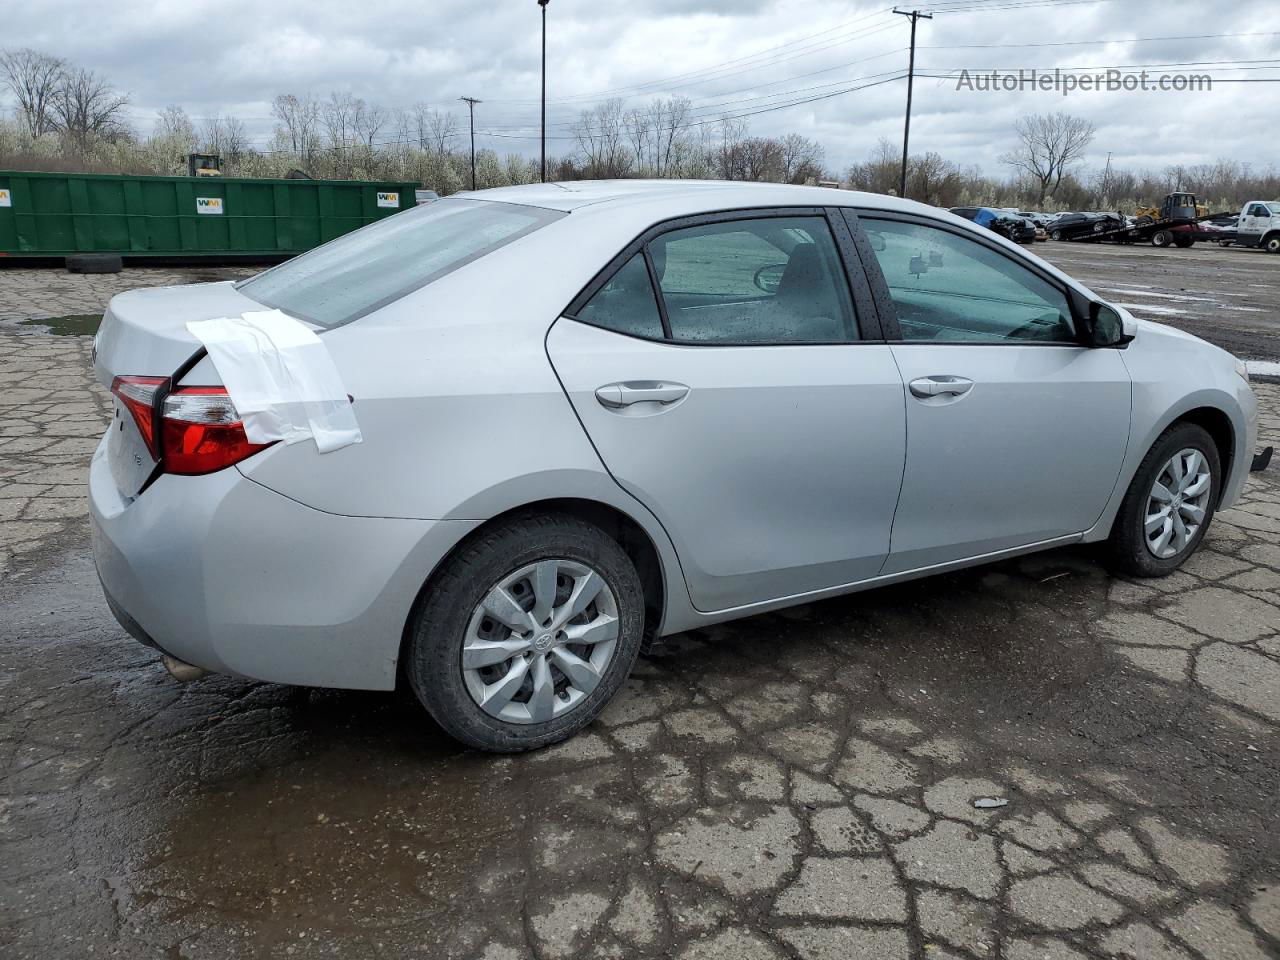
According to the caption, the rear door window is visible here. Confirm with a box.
[574,253,665,339]
[239,198,564,328]
[651,217,857,343]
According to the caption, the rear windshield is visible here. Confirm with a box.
[238,198,564,328]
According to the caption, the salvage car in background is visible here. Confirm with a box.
[949,206,1036,244]
[1049,211,1124,240]
[91,181,1266,752]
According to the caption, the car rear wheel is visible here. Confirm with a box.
[1051,229,1064,241]
[405,514,644,752]
[1106,423,1220,577]
[1151,230,1172,247]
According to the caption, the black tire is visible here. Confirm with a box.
[1264,234,1280,254]
[405,513,644,752]
[66,254,123,274]
[1151,230,1172,248]
[1106,422,1221,578]
[1173,236,1195,249]
[1051,229,1064,241]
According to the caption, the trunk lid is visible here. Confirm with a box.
[93,281,264,387]
[94,281,265,498]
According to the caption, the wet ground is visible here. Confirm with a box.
[1037,242,1280,365]
[2,252,1279,960]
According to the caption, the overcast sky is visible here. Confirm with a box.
[9,0,1280,176]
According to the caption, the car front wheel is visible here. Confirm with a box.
[1106,423,1220,577]
[405,514,645,752]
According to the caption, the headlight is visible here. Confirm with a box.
[1234,358,1250,384]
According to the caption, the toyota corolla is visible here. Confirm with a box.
[89,180,1267,752]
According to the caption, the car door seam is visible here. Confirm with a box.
[541,317,697,617]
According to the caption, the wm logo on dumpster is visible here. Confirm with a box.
[196,197,224,215]
[376,192,399,208]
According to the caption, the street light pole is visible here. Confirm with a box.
[459,96,481,190]
[539,0,550,183]
[894,8,932,200]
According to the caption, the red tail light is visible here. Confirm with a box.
[111,377,273,476]
[111,376,166,458]
[160,387,273,475]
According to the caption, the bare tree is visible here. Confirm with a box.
[847,138,903,195]
[715,116,748,180]
[907,151,961,206]
[780,133,824,184]
[356,102,387,148]
[201,114,249,167]
[154,105,197,150]
[573,98,631,178]
[652,96,692,178]
[740,137,784,181]
[49,67,130,148]
[271,93,320,164]
[409,104,457,155]
[623,105,651,173]
[0,48,66,137]
[999,112,1095,207]
[322,91,360,148]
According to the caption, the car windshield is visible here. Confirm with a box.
[1268,203,1280,215]
[238,198,564,328]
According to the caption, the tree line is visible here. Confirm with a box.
[2,47,1277,214]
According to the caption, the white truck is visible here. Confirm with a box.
[1233,201,1280,253]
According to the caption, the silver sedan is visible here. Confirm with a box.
[90,181,1265,751]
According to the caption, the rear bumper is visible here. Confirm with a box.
[89,433,479,690]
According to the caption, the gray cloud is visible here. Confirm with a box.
[6,0,1279,175]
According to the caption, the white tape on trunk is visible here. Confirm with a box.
[187,310,361,454]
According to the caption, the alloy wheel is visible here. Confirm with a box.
[461,559,619,724]
[1144,448,1212,559]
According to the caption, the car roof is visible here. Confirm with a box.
[455,179,937,217]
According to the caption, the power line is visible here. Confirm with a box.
[920,30,1280,50]
[482,6,897,104]
[487,15,904,106]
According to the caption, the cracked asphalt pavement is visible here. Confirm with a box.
[2,251,1279,960]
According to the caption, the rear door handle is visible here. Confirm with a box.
[595,381,690,408]
[909,376,974,399]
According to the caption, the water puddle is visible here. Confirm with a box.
[16,313,103,336]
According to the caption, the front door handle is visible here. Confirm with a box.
[909,376,974,399]
[595,381,690,408]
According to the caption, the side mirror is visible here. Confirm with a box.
[1085,303,1133,348]
[753,263,787,294]
[909,254,929,277]
[867,231,887,252]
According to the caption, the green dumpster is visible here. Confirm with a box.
[0,171,418,261]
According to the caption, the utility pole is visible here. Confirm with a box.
[538,0,550,182]
[894,8,932,200]
[459,96,481,190]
